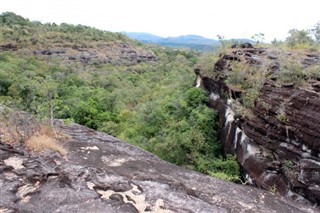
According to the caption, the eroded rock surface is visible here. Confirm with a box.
[196,45,320,206]
[0,121,318,212]
[29,41,157,66]
[1,39,156,67]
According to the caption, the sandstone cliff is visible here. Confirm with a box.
[1,121,318,212]
[196,44,320,206]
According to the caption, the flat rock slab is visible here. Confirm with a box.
[0,121,318,213]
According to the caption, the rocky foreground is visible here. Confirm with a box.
[0,121,318,213]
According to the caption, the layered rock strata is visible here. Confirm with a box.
[196,45,320,205]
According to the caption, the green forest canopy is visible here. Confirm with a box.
[0,12,239,182]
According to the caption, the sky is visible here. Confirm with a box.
[1,0,320,42]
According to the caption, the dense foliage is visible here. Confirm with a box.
[0,12,240,181]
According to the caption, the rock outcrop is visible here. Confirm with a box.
[1,121,318,212]
[31,42,157,66]
[196,45,320,205]
[0,43,18,51]
[1,41,156,67]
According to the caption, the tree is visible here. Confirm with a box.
[0,12,29,26]
[251,33,265,45]
[311,22,320,43]
[285,29,313,48]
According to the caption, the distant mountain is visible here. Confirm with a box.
[123,32,219,52]
[123,32,254,52]
[164,35,219,45]
[122,32,163,42]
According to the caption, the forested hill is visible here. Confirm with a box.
[0,12,156,65]
[0,12,239,181]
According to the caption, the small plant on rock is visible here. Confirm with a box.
[269,184,278,194]
[276,111,289,123]
[261,102,271,111]
[283,160,294,170]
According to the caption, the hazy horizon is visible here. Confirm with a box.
[1,0,320,42]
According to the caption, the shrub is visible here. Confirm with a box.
[278,61,305,85]
[226,62,249,86]
[286,29,313,48]
[242,88,260,109]
[196,155,240,183]
[197,53,219,77]
[304,65,320,80]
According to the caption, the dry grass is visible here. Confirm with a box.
[25,133,67,156]
[39,124,72,141]
[38,124,56,138]
[0,108,68,156]
[0,127,20,144]
[25,124,69,156]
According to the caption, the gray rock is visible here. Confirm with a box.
[0,121,318,213]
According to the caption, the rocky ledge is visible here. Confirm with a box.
[1,41,156,66]
[195,44,320,206]
[0,121,318,212]
[32,42,157,66]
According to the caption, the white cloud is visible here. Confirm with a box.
[1,0,319,42]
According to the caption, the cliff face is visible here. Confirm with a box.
[0,121,317,213]
[196,45,320,205]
